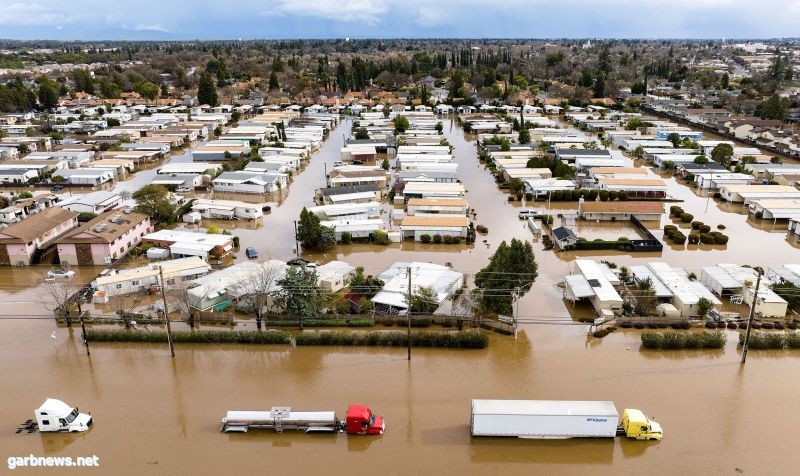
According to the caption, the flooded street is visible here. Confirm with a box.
[2,117,800,475]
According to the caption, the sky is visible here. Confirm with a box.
[1,0,799,41]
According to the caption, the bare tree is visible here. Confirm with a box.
[230,260,284,329]
[41,278,83,327]
[167,284,195,327]
[107,291,144,328]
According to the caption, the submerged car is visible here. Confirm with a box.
[47,269,75,279]
[246,247,258,259]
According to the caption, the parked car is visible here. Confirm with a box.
[518,209,542,219]
[47,269,75,280]
[50,184,64,192]
[245,247,258,259]
[287,258,309,266]
[352,159,364,165]
[333,161,345,167]
[175,187,191,193]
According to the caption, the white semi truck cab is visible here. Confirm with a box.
[35,399,93,432]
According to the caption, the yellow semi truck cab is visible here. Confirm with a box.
[620,409,662,440]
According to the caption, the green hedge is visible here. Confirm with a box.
[295,330,488,348]
[304,318,375,327]
[641,330,726,349]
[738,331,800,349]
[574,240,629,250]
[85,329,291,344]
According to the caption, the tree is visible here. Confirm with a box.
[197,73,218,107]
[435,122,443,134]
[41,276,82,327]
[381,157,390,171]
[348,266,384,299]
[232,260,283,328]
[755,94,789,122]
[354,127,369,140]
[409,286,439,314]
[297,207,322,249]
[721,73,730,89]
[697,297,713,317]
[133,81,159,101]
[693,155,708,165]
[319,225,337,250]
[771,155,783,165]
[518,126,531,144]
[710,143,734,167]
[72,69,94,94]
[593,72,606,98]
[132,184,176,224]
[633,278,657,316]
[269,71,280,91]
[667,132,681,148]
[274,268,325,325]
[37,77,59,110]
[473,239,538,315]
[393,115,409,133]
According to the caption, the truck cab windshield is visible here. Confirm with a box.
[65,409,79,423]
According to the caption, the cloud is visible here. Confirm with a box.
[271,0,389,24]
[130,24,169,32]
[0,2,73,26]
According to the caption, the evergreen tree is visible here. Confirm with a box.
[297,207,321,249]
[36,77,59,110]
[269,71,280,91]
[473,239,538,315]
[197,73,218,106]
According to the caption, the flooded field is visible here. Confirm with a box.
[3,117,800,474]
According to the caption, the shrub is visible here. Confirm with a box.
[432,234,443,244]
[664,224,678,234]
[641,330,725,349]
[86,329,291,344]
[671,232,686,244]
[691,221,703,230]
[761,322,774,329]
[587,189,598,201]
[304,318,375,327]
[77,212,97,222]
[679,213,694,223]
[552,190,564,201]
[443,235,454,244]
[669,206,684,217]
[727,322,738,330]
[420,234,431,243]
[714,234,729,245]
[641,331,664,349]
[593,329,611,338]
[699,224,711,233]
[476,225,488,233]
[598,190,609,201]
[341,231,352,244]
[717,224,726,230]
[688,232,700,244]
[700,233,716,244]
[787,332,800,348]
[372,230,391,245]
[294,330,489,348]
[525,193,533,201]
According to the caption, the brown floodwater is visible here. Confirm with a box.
[3,117,800,475]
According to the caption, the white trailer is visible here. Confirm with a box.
[35,399,93,432]
[470,400,619,439]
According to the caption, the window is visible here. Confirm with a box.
[42,420,49,425]
[116,284,122,289]
[131,280,139,286]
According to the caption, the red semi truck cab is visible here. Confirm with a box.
[345,404,385,435]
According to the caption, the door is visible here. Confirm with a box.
[75,244,93,265]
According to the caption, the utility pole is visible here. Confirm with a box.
[159,267,175,357]
[407,266,412,361]
[76,298,89,356]
[741,271,762,365]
